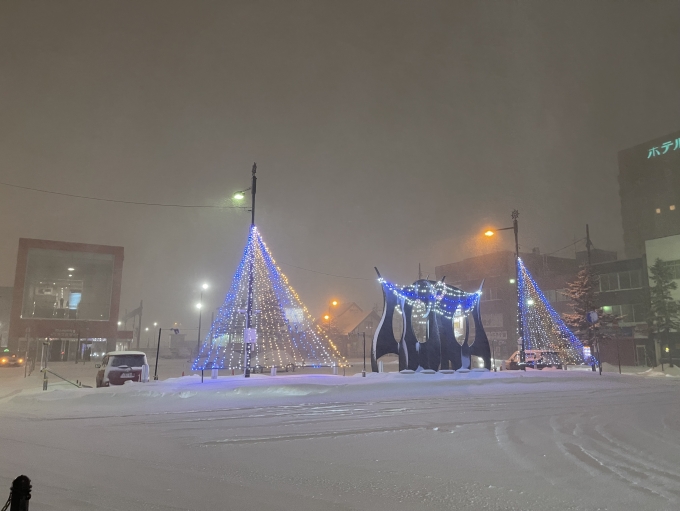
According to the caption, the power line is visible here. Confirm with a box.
[0,181,246,209]
[278,262,374,281]
[546,237,586,256]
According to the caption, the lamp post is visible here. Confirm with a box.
[326,300,338,334]
[357,331,367,377]
[196,283,209,354]
[233,163,257,377]
[485,209,525,370]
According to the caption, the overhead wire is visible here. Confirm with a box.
[277,262,374,281]
[0,181,246,209]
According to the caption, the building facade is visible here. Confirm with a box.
[435,249,581,361]
[590,257,651,367]
[8,238,125,362]
[619,129,680,259]
[325,302,381,359]
[645,234,680,365]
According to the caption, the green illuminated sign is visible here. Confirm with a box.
[648,138,680,158]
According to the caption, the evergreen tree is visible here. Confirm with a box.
[563,266,619,348]
[563,266,598,343]
[648,258,680,365]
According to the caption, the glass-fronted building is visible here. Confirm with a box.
[8,238,125,363]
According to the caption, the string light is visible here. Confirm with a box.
[517,258,591,366]
[192,226,347,371]
[377,278,480,320]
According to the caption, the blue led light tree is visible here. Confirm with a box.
[517,258,591,366]
[192,226,346,372]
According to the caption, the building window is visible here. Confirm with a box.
[663,260,680,280]
[481,288,499,301]
[656,208,661,214]
[671,205,676,211]
[602,304,643,323]
[598,270,642,292]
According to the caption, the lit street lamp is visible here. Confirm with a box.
[326,300,338,334]
[233,163,257,377]
[196,283,209,354]
[485,209,525,370]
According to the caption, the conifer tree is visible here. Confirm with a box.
[563,266,619,349]
[648,258,680,366]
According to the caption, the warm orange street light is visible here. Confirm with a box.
[326,300,339,333]
[484,230,495,237]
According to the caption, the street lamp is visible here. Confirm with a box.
[327,300,338,334]
[195,282,209,353]
[356,331,367,377]
[485,209,525,370]
[233,163,257,377]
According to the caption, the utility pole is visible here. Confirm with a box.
[154,328,162,380]
[244,163,257,378]
[512,209,526,371]
[136,300,143,350]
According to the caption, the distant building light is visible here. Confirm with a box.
[671,205,676,211]
[509,278,516,284]
[656,208,661,214]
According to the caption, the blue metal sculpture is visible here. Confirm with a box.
[372,268,491,372]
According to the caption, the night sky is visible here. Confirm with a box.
[1,1,679,331]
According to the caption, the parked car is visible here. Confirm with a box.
[501,350,563,370]
[0,351,24,367]
[95,351,149,387]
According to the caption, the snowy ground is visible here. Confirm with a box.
[1,366,679,510]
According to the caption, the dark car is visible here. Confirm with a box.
[0,351,25,367]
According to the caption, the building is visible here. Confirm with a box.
[8,238,126,362]
[326,302,381,359]
[645,234,680,365]
[435,249,582,361]
[618,129,680,259]
[589,256,651,367]
[0,287,12,348]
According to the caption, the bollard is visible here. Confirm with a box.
[10,475,31,511]
[211,368,218,379]
[42,371,48,391]
[231,369,234,376]
[378,360,384,373]
[270,366,277,376]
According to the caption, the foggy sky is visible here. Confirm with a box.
[1,0,679,333]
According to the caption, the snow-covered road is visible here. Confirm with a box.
[1,370,679,510]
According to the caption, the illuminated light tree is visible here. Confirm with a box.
[517,258,589,365]
[192,226,346,372]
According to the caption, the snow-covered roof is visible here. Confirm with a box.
[105,351,148,356]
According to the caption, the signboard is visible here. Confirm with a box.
[583,346,592,358]
[647,137,680,158]
[487,330,508,341]
[482,313,504,328]
[244,328,257,344]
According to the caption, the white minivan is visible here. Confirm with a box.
[96,351,150,387]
